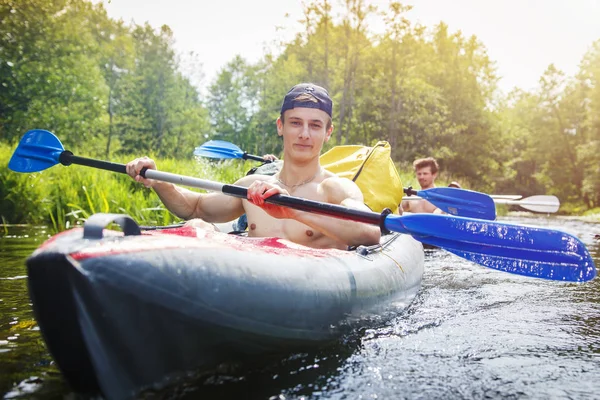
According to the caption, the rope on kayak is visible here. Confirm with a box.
[380,250,405,273]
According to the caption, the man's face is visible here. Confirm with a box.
[416,166,437,189]
[277,107,333,161]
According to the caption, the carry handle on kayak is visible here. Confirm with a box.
[83,213,142,239]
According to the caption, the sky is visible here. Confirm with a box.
[99,0,600,94]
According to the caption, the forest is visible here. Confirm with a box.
[2,0,600,223]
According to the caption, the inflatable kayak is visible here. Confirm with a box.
[27,213,424,399]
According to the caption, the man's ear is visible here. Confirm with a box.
[276,117,283,137]
[325,124,334,142]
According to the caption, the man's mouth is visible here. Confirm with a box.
[293,144,312,150]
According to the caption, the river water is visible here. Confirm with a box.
[1,215,599,399]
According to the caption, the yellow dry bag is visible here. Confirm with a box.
[320,141,403,213]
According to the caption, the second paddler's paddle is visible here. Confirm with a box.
[407,194,561,214]
[402,186,495,220]
[493,195,560,213]
[491,195,523,200]
[194,139,497,221]
[8,130,596,282]
[194,140,271,163]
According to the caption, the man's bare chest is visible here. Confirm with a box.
[245,206,323,241]
[410,199,437,213]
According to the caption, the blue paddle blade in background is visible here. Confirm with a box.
[385,213,596,282]
[418,187,497,220]
[8,129,64,173]
[193,140,245,159]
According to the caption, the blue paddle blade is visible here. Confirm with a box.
[385,213,596,282]
[418,187,497,220]
[193,140,245,159]
[8,129,64,173]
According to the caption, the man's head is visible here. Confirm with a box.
[277,83,334,161]
[413,157,439,190]
[280,83,333,130]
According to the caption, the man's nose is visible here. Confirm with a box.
[299,123,310,138]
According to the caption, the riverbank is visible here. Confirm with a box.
[0,143,251,231]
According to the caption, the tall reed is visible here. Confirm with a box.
[0,143,251,232]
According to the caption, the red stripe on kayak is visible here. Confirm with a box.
[69,227,348,261]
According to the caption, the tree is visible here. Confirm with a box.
[116,23,209,158]
[207,56,257,150]
[0,0,108,148]
[574,40,600,207]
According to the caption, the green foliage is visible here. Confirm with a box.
[0,0,110,146]
[582,207,600,221]
[207,56,259,150]
[497,41,600,209]
[556,201,589,217]
[0,0,210,158]
[1,0,600,215]
[0,142,250,230]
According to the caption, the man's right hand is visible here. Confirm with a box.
[263,154,279,162]
[126,157,158,188]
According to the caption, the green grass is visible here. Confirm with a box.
[582,207,600,222]
[0,142,251,232]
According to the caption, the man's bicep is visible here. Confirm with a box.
[323,178,368,208]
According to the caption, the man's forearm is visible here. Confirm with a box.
[153,182,200,220]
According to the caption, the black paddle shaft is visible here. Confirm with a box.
[58,149,389,232]
[59,151,126,174]
[221,183,392,231]
[243,153,271,162]
[59,151,269,174]
[403,187,418,196]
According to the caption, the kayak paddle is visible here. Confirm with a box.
[194,139,497,221]
[491,194,523,200]
[493,195,560,213]
[402,187,496,220]
[407,194,560,214]
[8,130,596,282]
[194,140,272,163]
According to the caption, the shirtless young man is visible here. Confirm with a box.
[400,157,443,214]
[125,83,381,250]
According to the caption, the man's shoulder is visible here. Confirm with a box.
[321,173,355,188]
[320,174,363,199]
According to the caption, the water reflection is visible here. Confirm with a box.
[0,227,68,398]
[142,338,362,399]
